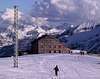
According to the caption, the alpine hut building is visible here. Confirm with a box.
[31,35,70,54]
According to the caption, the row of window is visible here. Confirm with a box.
[49,50,61,53]
[39,50,61,53]
[40,45,63,48]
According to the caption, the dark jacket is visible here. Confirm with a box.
[54,65,59,76]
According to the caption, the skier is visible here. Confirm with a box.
[53,65,59,76]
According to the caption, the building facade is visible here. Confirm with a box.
[31,35,70,54]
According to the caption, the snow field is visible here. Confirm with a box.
[0,54,99,79]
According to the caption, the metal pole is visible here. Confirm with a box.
[13,5,18,68]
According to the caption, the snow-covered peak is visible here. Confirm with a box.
[47,28,65,34]
[18,25,36,39]
[36,26,46,38]
[36,26,46,33]
[74,22,95,33]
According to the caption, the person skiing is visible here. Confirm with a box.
[53,65,59,76]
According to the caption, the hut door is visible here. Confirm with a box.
[49,51,51,53]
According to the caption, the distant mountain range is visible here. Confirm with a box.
[59,24,100,53]
[0,8,65,47]
[0,7,100,55]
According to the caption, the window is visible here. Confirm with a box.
[58,45,62,48]
[54,45,56,48]
[48,45,52,48]
[54,50,56,53]
[41,45,43,48]
[49,51,51,53]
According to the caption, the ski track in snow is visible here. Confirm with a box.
[0,54,100,79]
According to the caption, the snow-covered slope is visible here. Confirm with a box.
[73,22,95,33]
[0,54,100,79]
[60,25,100,53]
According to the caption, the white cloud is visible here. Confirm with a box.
[1,8,22,22]
[51,0,76,14]
[40,0,100,24]
[83,0,99,15]
[32,17,48,26]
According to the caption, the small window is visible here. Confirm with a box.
[58,45,62,48]
[41,45,43,48]
[54,45,56,48]
[49,51,51,53]
[54,50,56,53]
[48,45,52,48]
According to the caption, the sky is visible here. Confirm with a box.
[31,0,100,24]
[0,0,100,24]
[0,0,35,13]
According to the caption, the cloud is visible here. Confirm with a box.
[32,17,48,26]
[31,0,100,24]
[81,0,99,17]
[51,0,76,14]
[51,0,100,22]
[1,8,22,22]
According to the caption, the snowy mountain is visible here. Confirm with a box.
[0,7,100,54]
[59,24,100,53]
[0,8,66,47]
